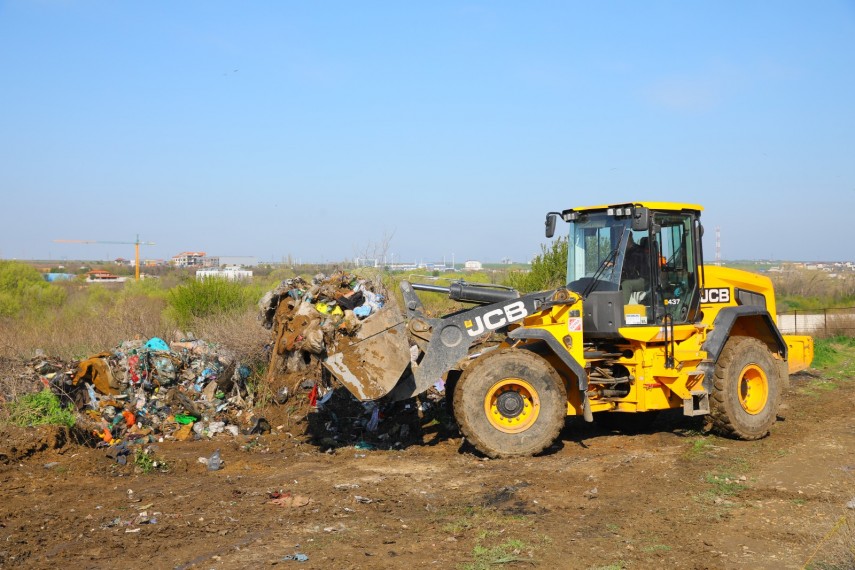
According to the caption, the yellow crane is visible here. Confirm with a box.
[52,235,156,281]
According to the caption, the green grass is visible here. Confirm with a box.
[443,518,476,535]
[133,446,169,474]
[641,544,672,553]
[813,336,855,368]
[703,471,747,498]
[683,437,715,459]
[4,389,76,428]
[812,337,855,377]
[796,337,855,397]
[460,539,532,570]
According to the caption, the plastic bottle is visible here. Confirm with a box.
[207,449,222,471]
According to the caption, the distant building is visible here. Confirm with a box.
[86,270,126,283]
[354,258,379,268]
[172,252,207,267]
[464,260,483,271]
[44,273,74,282]
[206,255,257,268]
[196,266,253,281]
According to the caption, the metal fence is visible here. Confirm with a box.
[776,307,855,336]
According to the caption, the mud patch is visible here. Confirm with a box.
[0,425,70,465]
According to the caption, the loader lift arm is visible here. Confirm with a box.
[323,280,555,403]
[389,281,555,401]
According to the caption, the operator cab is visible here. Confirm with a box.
[545,202,703,338]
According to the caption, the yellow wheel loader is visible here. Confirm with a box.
[324,202,814,457]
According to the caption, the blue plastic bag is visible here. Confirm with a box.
[145,337,170,352]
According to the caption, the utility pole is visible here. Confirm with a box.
[715,226,721,266]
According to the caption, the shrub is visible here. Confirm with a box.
[167,278,260,329]
[5,389,76,428]
[0,261,65,318]
[505,237,567,293]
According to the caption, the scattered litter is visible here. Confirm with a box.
[247,417,271,435]
[269,492,310,508]
[275,386,291,404]
[283,553,309,562]
[106,442,131,465]
[323,523,346,533]
[207,449,222,471]
[847,498,855,510]
[583,487,599,499]
[354,495,373,504]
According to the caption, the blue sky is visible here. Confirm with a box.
[1,1,853,264]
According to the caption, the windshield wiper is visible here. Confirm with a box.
[583,248,618,297]
[582,228,628,297]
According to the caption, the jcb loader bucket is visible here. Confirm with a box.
[323,305,412,401]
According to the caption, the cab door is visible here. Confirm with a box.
[651,212,701,324]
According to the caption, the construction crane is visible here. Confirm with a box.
[52,235,156,281]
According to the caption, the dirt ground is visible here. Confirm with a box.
[1,371,853,570]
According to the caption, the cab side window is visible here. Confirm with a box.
[655,215,698,323]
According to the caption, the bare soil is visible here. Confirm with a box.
[1,372,853,570]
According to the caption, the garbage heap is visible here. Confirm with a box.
[39,336,261,446]
[259,271,385,386]
[260,272,455,449]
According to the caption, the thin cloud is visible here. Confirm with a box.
[644,74,723,112]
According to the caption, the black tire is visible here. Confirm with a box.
[710,336,782,440]
[453,349,567,458]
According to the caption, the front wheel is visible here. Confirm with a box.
[709,336,782,440]
[453,349,567,458]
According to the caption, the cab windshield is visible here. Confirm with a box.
[566,213,635,294]
[564,209,700,325]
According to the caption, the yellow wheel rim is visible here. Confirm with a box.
[738,364,768,415]
[484,378,540,433]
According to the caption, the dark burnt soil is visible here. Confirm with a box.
[1,372,853,570]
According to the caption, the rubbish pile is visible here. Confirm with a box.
[260,271,456,449]
[9,270,458,455]
[31,335,264,448]
[259,271,385,377]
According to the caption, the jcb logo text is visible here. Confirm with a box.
[464,301,528,336]
[700,288,731,304]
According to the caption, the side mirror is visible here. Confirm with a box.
[545,213,557,238]
[631,207,649,231]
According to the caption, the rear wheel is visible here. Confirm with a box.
[710,336,782,440]
[453,349,567,458]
